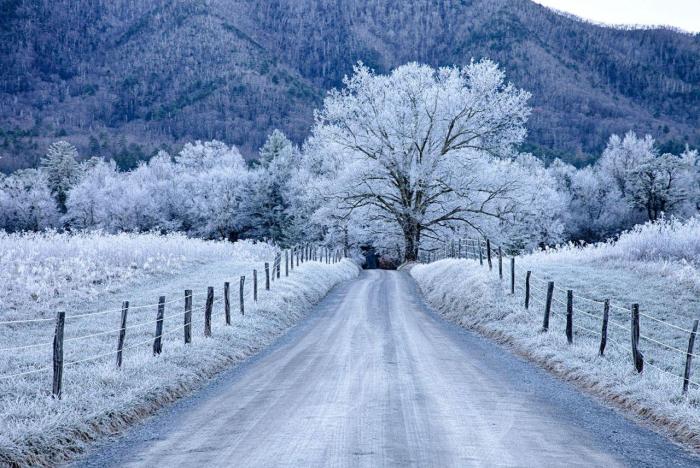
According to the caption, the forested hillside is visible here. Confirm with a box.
[1,0,698,171]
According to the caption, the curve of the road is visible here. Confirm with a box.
[72,270,700,467]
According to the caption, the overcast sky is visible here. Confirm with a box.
[532,0,700,33]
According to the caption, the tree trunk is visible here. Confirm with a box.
[402,221,420,262]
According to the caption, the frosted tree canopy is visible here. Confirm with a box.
[305,61,533,260]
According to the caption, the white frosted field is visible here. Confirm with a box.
[0,231,359,466]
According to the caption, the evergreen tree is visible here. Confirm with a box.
[258,129,291,167]
[41,140,81,213]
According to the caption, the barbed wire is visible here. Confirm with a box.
[0,300,217,354]
[444,237,698,341]
[639,334,698,358]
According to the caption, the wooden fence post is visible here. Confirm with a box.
[631,304,643,373]
[224,282,231,325]
[153,296,165,355]
[498,246,503,280]
[290,248,294,271]
[479,242,483,266]
[296,248,300,266]
[253,269,258,302]
[458,239,462,258]
[486,239,492,270]
[525,271,531,310]
[683,319,698,394]
[52,311,65,399]
[510,257,515,294]
[599,299,609,356]
[265,262,270,290]
[204,287,213,337]
[240,276,245,316]
[116,301,128,368]
[566,290,573,344]
[277,253,281,279]
[285,250,289,276]
[543,281,554,331]
[184,290,192,344]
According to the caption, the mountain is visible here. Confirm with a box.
[0,0,698,171]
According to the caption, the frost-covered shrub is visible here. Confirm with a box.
[606,216,700,264]
[525,216,700,266]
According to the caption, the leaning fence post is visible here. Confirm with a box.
[116,301,129,368]
[184,290,192,344]
[631,304,644,373]
[510,257,515,294]
[543,281,554,331]
[683,319,698,394]
[566,290,573,344]
[253,269,258,302]
[224,282,231,325]
[239,276,245,316]
[277,253,281,278]
[486,239,492,270]
[204,287,214,337]
[153,296,165,355]
[52,311,65,399]
[265,262,270,290]
[599,299,609,356]
[498,246,503,280]
[525,271,531,310]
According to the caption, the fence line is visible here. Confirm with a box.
[427,236,700,394]
[0,244,347,398]
[0,289,213,326]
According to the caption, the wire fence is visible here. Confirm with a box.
[0,243,347,398]
[423,237,700,395]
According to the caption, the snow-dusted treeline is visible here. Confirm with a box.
[0,133,311,246]
[1,60,698,259]
[551,131,700,242]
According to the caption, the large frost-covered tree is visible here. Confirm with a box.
[626,151,698,221]
[306,61,531,261]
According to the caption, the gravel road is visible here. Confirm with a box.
[73,270,700,467]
